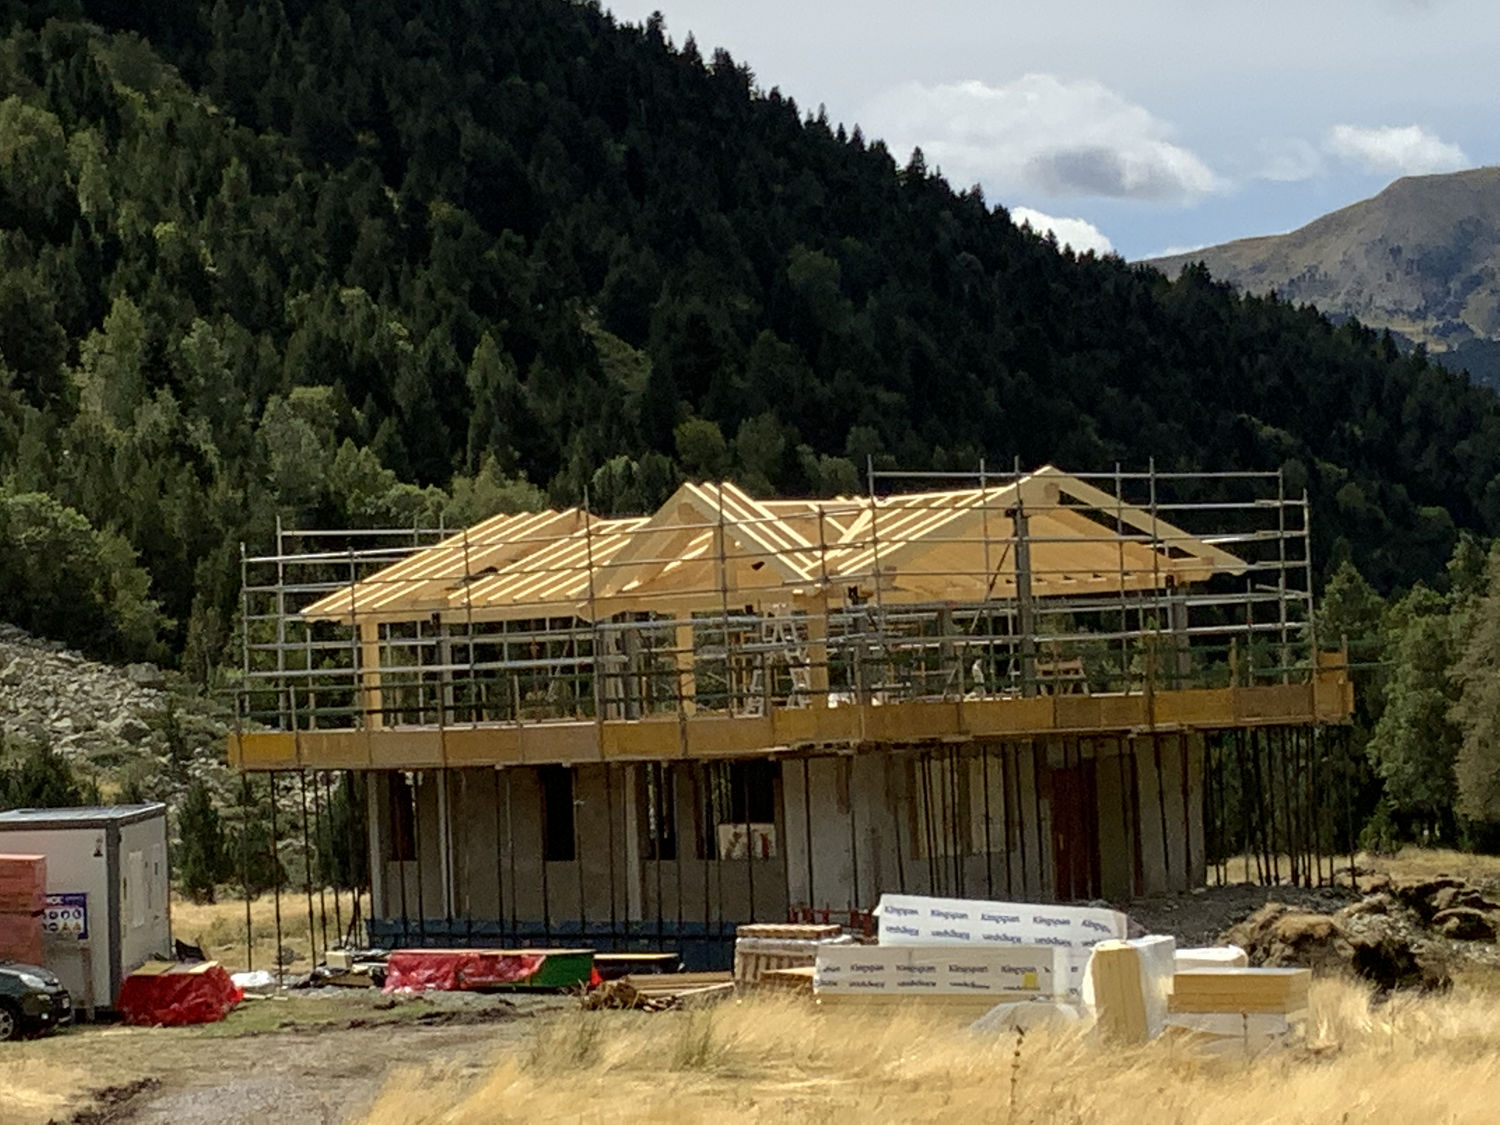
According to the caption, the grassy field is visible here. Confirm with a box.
[0,1056,84,1125]
[361,978,1500,1125]
[171,888,361,973]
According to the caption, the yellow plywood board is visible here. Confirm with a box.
[232,682,1350,771]
[368,728,443,768]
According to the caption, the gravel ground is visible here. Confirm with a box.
[11,991,561,1125]
[1125,882,1361,947]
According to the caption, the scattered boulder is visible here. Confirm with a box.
[110,716,153,745]
[1432,907,1496,941]
[1342,892,1393,918]
[1390,877,1467,921]
[125,662,165,689]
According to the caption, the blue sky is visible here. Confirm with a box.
[605,0,1497,259]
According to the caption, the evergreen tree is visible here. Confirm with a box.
[1366,585,1465,841]
[0,737,88,809]
[1453,544,1500,822]
[175,778,226,903]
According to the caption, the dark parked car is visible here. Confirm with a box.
[0,961,72,1040]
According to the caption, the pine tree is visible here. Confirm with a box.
[176,778,226,903]
[1453,544,1500,822]
[0,737,87,809]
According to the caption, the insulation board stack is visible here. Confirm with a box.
[1082,935,1176,1044]
[734,922,847,987]
[0,854,46,964]
[1174,946,1249,972]
[1165,967,1311,1048]
[813,942,1065,1008]
[876,893,1128,995]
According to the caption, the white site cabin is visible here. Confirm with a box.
[0,804,171,1014]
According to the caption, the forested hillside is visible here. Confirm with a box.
[4,0,1500,682]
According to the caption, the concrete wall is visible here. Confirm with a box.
[642,759,789,925]
[375,764,636,927]
[1129,733,1205,895]
[366,731,1208,929]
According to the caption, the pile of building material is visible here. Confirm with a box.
[876,893,1129,995]
[0,854,46,964]
[805,891,1308,1052]
[815,941,1066,1015]
[1082,936,1176,1044]
[1164,967,1310,1050]
[806,893,1130,1022]
[116,961,242,1026]
[734,922,850,988]
[583,972,735,1010]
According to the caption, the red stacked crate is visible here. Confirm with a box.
[0,854,47,964]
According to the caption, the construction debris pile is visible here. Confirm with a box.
[1217,870,1500,992]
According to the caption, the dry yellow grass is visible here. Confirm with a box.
[171,889,360,973]
[0,1057,86,1125]
[362,978,1500,1125]
[1365,847,1500,887]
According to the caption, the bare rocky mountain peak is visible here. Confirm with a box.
[1144,167,1500,375]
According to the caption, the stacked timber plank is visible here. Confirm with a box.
[0,854,46,964]
[733,922,846,988]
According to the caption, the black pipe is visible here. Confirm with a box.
[1031,743,1047,900]
[270,772,284,987]
[847,756,861,912]
[298,771,318,966]
[981,742,994,899]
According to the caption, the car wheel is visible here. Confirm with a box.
[0,1002,19,1042]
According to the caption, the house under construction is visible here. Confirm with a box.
[229,465,1355,964]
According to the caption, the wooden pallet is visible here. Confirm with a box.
[734,948,818,986]
[756,966,815,994]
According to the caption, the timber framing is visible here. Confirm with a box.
[231,463,1352,773]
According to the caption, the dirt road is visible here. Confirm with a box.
[4,992,551,1125]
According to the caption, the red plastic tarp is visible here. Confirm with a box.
[383,949,547,993]
[117,962,242,1027]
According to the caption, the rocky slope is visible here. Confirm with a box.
[1146,167,1500,380]
[0,624,233,803]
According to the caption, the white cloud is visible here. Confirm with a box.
[1009,206,1113,255]
[1254,138,1324,183]
[1324,124,1468,175]
[861,74,1220,203]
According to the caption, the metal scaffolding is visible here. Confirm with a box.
[234,463,1326,737]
